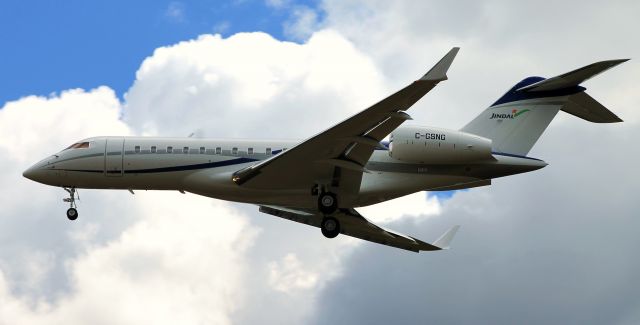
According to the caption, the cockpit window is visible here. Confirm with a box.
[64,142,90,150]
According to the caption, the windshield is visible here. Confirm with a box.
[64,142,90,151]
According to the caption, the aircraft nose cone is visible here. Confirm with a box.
[23,163,49,183]
[23,166,37,181]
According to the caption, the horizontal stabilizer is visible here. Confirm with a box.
[518,59,629,92]
[563,92,623,123]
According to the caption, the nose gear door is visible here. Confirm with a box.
[105,138,124,176]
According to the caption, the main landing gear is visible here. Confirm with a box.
[318,192,337,215]
[63,187,79,221]
[320,216,340,238]
[318,191,341,238]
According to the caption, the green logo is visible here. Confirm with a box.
[490,108,530,120]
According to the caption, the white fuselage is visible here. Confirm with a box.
[23,133,546,209]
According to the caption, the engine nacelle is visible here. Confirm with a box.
[389,126,493,164]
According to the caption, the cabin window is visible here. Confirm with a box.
[199,146,205,154]
[215,147,222,154]
[248,148,254,155]
[134,146,140,153]
[167,146,173,153]
[151,146,157,153]
[266,147,272,155]
[183,147,189,154]
[232,147,238,155]
[283,148,288,151]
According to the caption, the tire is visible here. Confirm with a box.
[66,208,78,221]
[318,192,338,214]
[321,217,340,238]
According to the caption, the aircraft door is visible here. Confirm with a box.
[105,138,124,177]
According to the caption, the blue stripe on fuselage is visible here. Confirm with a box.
[60,157,259,174]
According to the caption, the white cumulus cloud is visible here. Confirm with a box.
[0,27,430,325]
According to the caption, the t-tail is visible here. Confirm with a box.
[461,59,628,156]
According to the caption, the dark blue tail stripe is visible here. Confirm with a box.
[492,76,585,106]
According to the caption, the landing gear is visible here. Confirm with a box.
[318,192,338,215]
[63,187,79,221]
[316,187,340,238]
[321,216,340,238]
[66,207,78,220]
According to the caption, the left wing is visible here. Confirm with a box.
[232,48,460,194]
[259,205,460,253]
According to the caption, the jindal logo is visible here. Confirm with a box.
[490,108,530,120]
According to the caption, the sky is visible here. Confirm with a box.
[0,0,320,104]
[1,1,639,324]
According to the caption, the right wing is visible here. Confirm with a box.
[232,48,460,197]
[259,205,460,253]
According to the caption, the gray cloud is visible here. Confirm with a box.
[287,1,640,324]
[311,125,640,325]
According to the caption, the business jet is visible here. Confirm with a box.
[23,48,626,252]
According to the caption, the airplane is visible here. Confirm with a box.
[22,48,627,252]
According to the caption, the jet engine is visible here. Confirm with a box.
[389,126,493,164]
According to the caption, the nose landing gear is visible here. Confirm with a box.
[63,187,79,220]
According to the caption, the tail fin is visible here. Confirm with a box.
[461,59,627,156]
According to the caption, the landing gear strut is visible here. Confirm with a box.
[63,187,79,221]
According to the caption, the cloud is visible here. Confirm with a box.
[0,28,391,324]
[268,253,319,293]
[283,6,321,41]
[213,21,231,35]
[0,192,257,325]
[0,87,128,160]
[359,192,441,224]
[319,0,640,127]
[123,30,387,139]
[164,2,186,23]
[1,1,638,324]
[265,0,291,9]
[300,1,640,324]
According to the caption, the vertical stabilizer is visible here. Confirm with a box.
[461,59,626,156]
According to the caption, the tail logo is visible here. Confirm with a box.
[490,108,530,120]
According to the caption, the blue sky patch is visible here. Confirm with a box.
[429,190,464,200]
[0,0,320,104]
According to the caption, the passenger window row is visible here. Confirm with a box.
[130,145,285,155]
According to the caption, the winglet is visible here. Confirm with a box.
[421,47,460,81]
[431,225,460,250]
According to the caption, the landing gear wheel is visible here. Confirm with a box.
[63,187,79,221]
[66,207,78,221]
[321,217,340,238]
[318,192,338,214]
